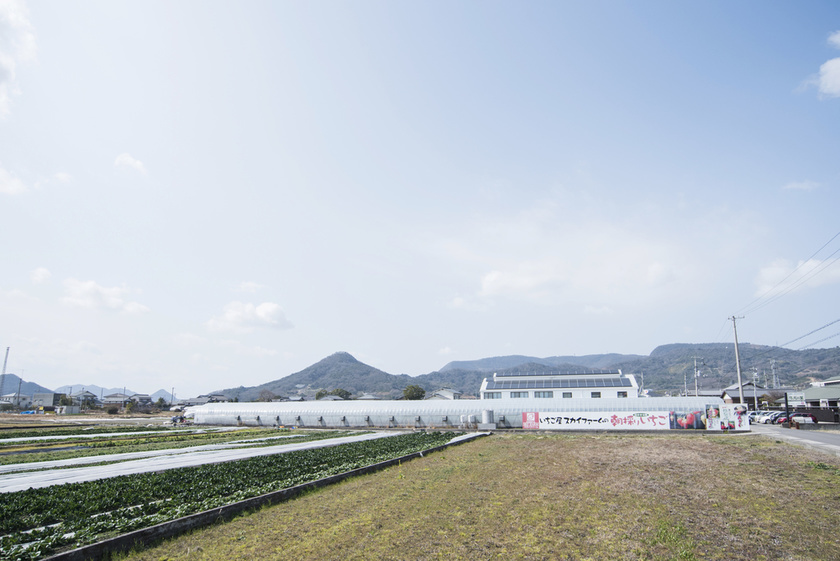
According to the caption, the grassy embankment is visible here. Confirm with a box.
[119,431,840,561]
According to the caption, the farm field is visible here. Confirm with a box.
[0,423,461,559]
[120,431,840,561]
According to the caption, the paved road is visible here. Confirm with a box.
[0,431,403,493]
[750,423,840,458]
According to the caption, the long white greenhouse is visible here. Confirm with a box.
[187,395,746,431]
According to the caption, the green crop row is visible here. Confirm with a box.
[0,431,457,560]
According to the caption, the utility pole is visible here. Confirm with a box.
[0,347,9,399]
[692,356,701,396]
[730,316,745,406]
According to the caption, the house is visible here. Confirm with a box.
[721,382,800,409]
[804,376,840,408]
[70,390,100,407]
[103,393,132,407]
[130,394,153,405]
[721,382,765,409]
[176,394,232,407]
[1,393,31,408]
[425,388,462,400]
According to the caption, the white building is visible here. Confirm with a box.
[479,369,639,400]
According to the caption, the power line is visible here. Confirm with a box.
[780,318,840,349]
[742,250,840,316]
[797,330,840,350]
[737,317,840,368]
[737,228,840,316]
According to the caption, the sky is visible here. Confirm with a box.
[1,1,840,398]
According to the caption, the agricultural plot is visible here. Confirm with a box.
[0,425,259,466]
[0,429,459,560]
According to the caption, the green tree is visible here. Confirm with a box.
[155,397,168,409]
[330,388,352,400]
[403,385,425,400]
[315,389,328,400]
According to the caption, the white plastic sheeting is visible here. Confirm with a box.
[0,431,403,493]
[0,434,306,475]
[0,428,235,444]
[189,396,725,429]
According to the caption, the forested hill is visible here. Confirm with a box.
[0,374,52,396]
[219,352,415,402]
[217,344,840,401]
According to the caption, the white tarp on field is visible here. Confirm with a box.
[0,431,402,493]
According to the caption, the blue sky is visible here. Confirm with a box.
[1,1,839,397]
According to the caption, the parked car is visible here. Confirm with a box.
[789,413,818,424]
[762,411,786,424]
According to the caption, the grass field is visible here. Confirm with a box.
[116,431,840,561]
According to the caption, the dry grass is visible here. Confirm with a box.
[119,432,840,561]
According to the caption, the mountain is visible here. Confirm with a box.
[0,373,52,396]
[216,344,840,401]
[217,352,416,401]
[151,389,175,403]
[440,353,645,372]
[612,343,840,393]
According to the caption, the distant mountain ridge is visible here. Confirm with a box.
[0,374,52,396]
[440,353,645,373]
[13,342,840,403]
[217,344,840,400]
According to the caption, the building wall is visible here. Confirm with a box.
[481,388,633,400]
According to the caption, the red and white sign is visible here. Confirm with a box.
[523,411,670,430]
[522,411,540,429]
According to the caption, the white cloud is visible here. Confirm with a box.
[782,180,819,191]
[61,278,150,314]
[434,190,716,312]
[479,260,569,301]
[438,346,454,355]
[818,57,840,98]
[0,163,26,194]
[30,267,51,283]
[828,30,840,49]
[584,305,614,315]
[754,258,840,296]
[114,153,147,174]
[0,0,35,118]
[235,281,264,293]
[206,301,293,333]
[53,172,72,183]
